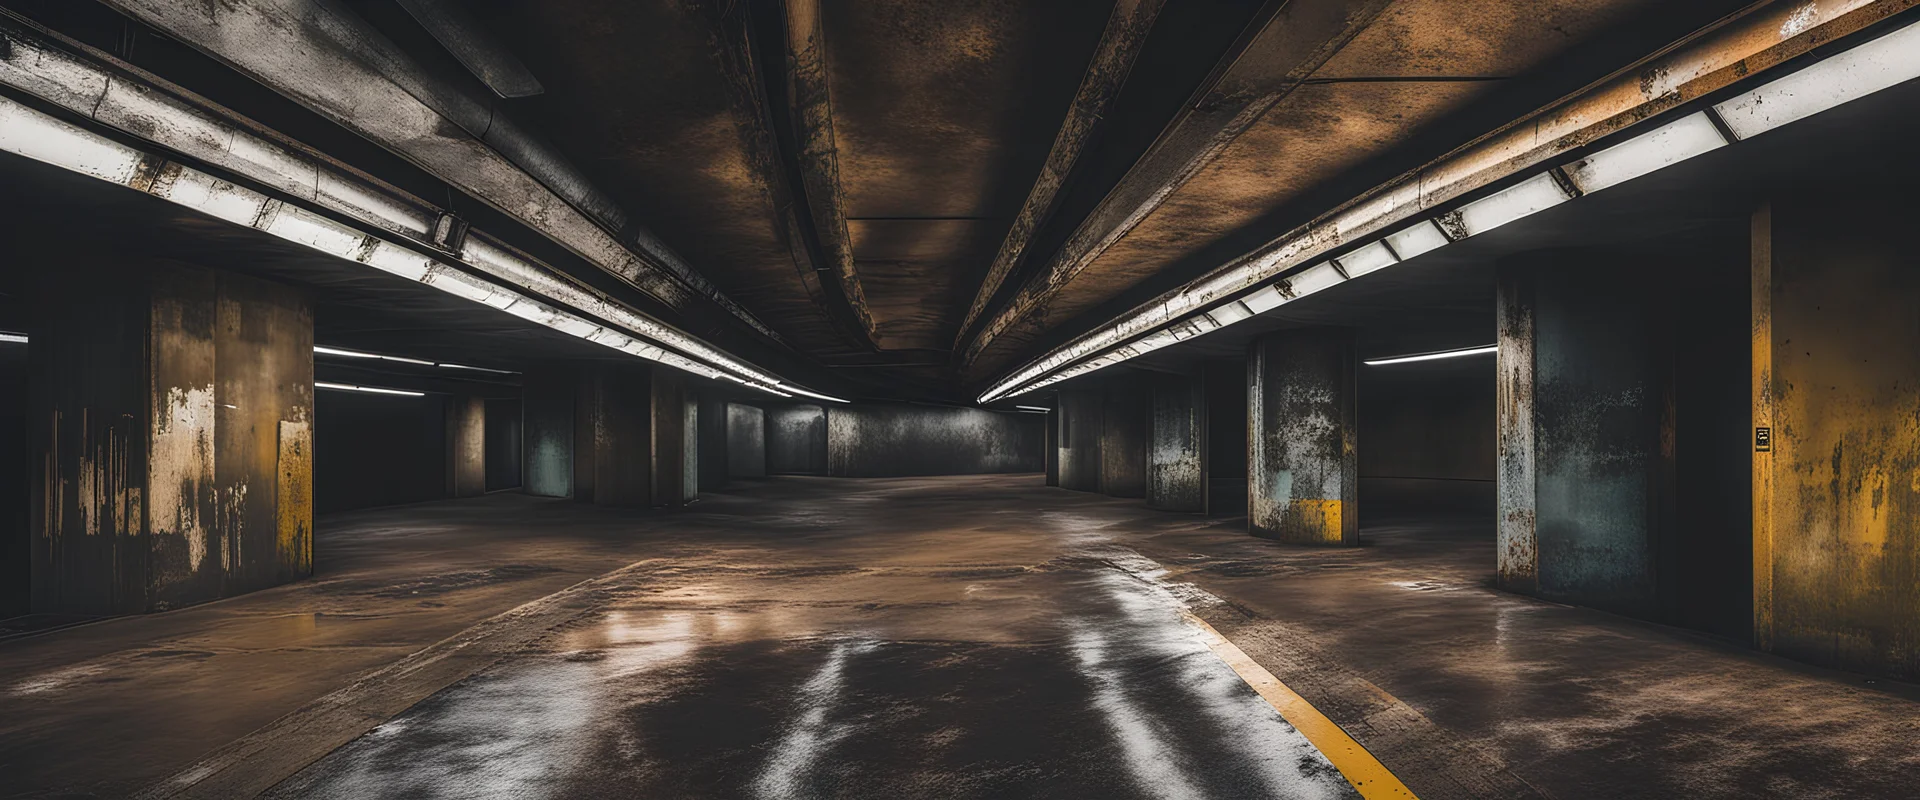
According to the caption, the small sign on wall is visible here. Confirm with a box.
[1755,426,1772,452]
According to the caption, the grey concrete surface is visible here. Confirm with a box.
[5,476,1920,798]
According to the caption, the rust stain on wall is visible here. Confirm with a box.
[277,419,313,577]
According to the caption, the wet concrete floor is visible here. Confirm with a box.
[5,475,1920,798]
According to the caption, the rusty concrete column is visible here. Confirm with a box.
[1754,196,1920,679]
[522,363,575,498]
[1148,373,1205,512]
[1496,251,1672,619]
[1057,389,1102,493]
[697,393,730,491]
[1248,329,1356,544]
[29,258,312,615]
[1100,380,1149,499]
[446,396,486,498]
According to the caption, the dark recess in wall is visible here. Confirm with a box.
[825,405,1044,478]
[315,390,447,513]
[766,404,827,475]
[1,342,25,618]
[1358,355,1496,519]
[1203,359,1246,517]
[484,397,522,492]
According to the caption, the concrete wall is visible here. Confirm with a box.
[825,405,1044,478]
[1359,356,1496,517]
[522,364,574,498]
[1148,375,1205,512]
[484,398,522,492]
[1044,405,1059,486]
[1756,199,1920,678]
[1057,390,1102,493]
[1100,383,1148,498]
[727,403,767,478]
[698,394,730,490]
[590,366,653,507]
[30,261,313,615]
[315,390,447,513]
[446,396,486,498]
[1204,359,1247,517]
[1249,329,1356,544]
[649,368,689,507]
[1,341,25,618]
[766,404,827,475]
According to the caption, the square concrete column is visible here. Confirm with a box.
[649,367,691,508]
[1044,401,1060,487]
[1100,381,1148,499]
[1148,374,1205,512]
[29,261,312,615]
[522,363,576,498]
[446,396,485,498]
[1056,389,1101,492]
[1496,251,1673,617]
[1248,329,1356,544]
[522,361,693,507]
[1753,198,1920,679]
[697,394,730,490]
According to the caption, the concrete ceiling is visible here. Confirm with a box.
[0,0,1775,402]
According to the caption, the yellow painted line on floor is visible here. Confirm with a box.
[1182,611,1418,799]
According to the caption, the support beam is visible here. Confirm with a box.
[650,368,691,508]
[1045,403,1060,487]
[954,0,1166,345]
[1057,389,1102,493]
[1148,373,1205,512]
[1249,329,1356,544]
[1100,380,1149,499]
[697,394,731,491]
[960,0,1395,370]
[30,257,313,615]
[523,365,574,498]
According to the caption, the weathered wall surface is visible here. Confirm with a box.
[649,368,689,507]
[1,342,25,618]
[1759,199,1920,678]
[1044,405,1059,486]
[31,261,312,615]
[766,404,828,475]
[315,390,446,513]
[825,405,1043,478]
[1148,375,1204,512]
[1057,389,1102,493]
[727,403,767,478]
[446,396,486,498]
[1100,382,1148,498]
[591,366,653,506]
[1249,329,1356,544]
[697,394,730,489]
[522,364,575,498]
[1504,255,1665,619]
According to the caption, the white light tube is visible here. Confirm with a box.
[1016,405,1051,412]
[1714,18,1920,140]
[0,99,144,183]
[1454,173,1572,237]
[315,381,426,396]
[1383,220,1451,259]
[1363,345,1498,366]
[1563,112,1727,194]
[0,332,27,344]
[437,362,517,374]
[1332,241,1398,279]
[777,384,851,404]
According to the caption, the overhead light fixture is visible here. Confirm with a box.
[313,345,435,366]
[1452,173,1572,237]
[777,384,851,404]
[1383,220,1450,261]
[1714,18,1920,140]
[1364,345,1498,366]
[1332,241,1398,279]
[0,332,27,344]
[315,381,427,397]
[1016,405,1051,412]
[1563,112,1728,194]
[437,362,517,375]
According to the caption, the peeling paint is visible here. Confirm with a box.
[1248,330,1356,544]
[150,384,214,569]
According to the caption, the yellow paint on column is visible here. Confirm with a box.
[276,419,312,577]
[1751,203,1774,652]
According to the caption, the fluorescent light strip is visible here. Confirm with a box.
[438,362,518,375]
[0,29,801,397]
[1015,405,1051,412]
[982,12,1920,402]
[0,331,27,344]
[1364,345,1498,366]
[312,345,433,366]
[776,384,851,404]
[315,381,426,397]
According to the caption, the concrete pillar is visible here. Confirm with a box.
[1044,401,1059,487]
[1496,252,1673,617]
[766,404,827,475]
[1056,389,1102,492]
[1204,359,1247,517]
[1100,381,1148,498]
[1753,197,1920,678]
[1248,329,1356,544]
[726,403,767,478]
[29,261,313,615]
[446,396,485,498]
[649,367,690,508]
[697,394,730,490]
[589,366,653,507]
[1148,374,1205,512]
[522,363,575,498]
